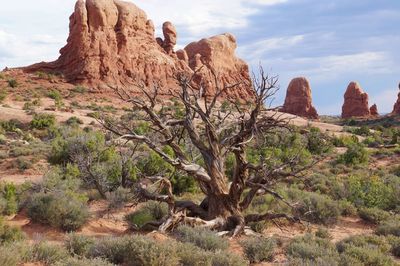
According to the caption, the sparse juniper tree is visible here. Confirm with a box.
[102,68,315,237]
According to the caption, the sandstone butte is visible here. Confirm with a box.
[281,77,319,119]
[341,82,371,119]
[22,0,253,100]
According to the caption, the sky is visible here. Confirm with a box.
[0,0,399,115]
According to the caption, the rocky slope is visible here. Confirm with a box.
[23,0,253,99]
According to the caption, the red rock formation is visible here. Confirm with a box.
[392,83,400,115]
[184,33,253,99]
[393,94,400,115]
[341,82,370,119]
[281,77,319,119]
[24,0,253,99]
[370,104,379,117]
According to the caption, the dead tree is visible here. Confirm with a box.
[102,68,313,237]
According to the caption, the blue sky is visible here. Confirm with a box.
[0,0,399,114]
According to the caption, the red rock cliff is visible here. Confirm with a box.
[24,0,253,99]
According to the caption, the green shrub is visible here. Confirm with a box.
[358,207,391,224]
[66,116,84,125]
[337,235,394,265]
[72,86,87,94]
[287,189,341,225]
[387,236,400,257]
[0,119,23,132]
[27,192,89,231]
[337,143,369,165]
[210,251,248,266]
[30,113,56,129]
[339,246,394,266]
[47,90,62,101]
[108,187,132,210]
[315,227,332,239]
[0,218,25,244]
[88,235,180,266]
[306,128,332,155]
[31,241,69,265]
[0,90,7,103]
[286,234,340,263]
[175,242,213,266]
[125,201,168,230]
[65,233,95,256]
[376,218,400,237]
[0,245,22,266]
[174,226,228,252]
[54,257,114,266]
[346,175,394,209]
[240,237,276,263]
[7,79,18,88]
[0,182,18,215]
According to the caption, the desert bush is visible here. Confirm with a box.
[0,217,25,244]
[15,157,33,171]
[337,143,369,165]
[49,127,135,196]
[65,233,95,257]
[27,191,89,231]
[47,90,62,101]
[71,86,87,94]
[40,164,82,193]
[337,235,393,265]
[108,187,132,210]
[287,189,341,225]
[210,251,248,266]
[88,235,180,266]
[174,226,229,252]
[332,135,359,147]
[0,245,22,266]
[387,236,400,257]
[0,119,23,132]
[338,200,358,216]
[0,90,7,103]
[345,175,394,209]
[376,218,400,237]
[31,241,69,265]
[306,127,332,155]
[0,182,18,215]
[54,257,114,266]
[30,113,56,129]
[175,242,213,266]
[339,246,394,266]
[7,79,18,88]
[315,227,332,239]
[358,207,391,224]
[125,201,168,230]
[240,236,276,263]
[286,234,340,264]
[66,116,84,126]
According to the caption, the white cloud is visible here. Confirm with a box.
[238,35,305,62]
[134,0,287,38]
[0,30,64,68]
